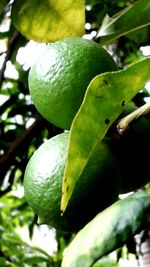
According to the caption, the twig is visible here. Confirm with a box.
[0,30,20,88]
[117,101,150,135]
[0,116,45,179]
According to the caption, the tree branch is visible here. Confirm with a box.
[0,116,45,179]
[0,30,20,88]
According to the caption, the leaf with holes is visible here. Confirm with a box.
[61,57,150,213]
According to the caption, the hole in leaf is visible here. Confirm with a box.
[103,79,109,86]
[66,185,69,192]
[122,100,125,106]
[105,118,110,124]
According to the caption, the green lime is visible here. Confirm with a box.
[28,37,117,129]
[24,132,120,233]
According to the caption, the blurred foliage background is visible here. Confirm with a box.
[0,0,150,266]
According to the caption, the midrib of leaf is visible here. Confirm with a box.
[101,23,150,44]
[61,58,150,213]
[98,0,150,44]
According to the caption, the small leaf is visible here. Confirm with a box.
[62,191,150,267]
[97,0,150,44]
[25,256,49,264]
[11,0,85,43]
[61,58,150,213]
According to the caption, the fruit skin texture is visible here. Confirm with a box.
[24,132,120,233]
[28,37,117,130]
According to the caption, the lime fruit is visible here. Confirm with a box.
[24,132,120,233]
[28,37,117,129]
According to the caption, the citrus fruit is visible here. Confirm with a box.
[107,105,150,194]
[28,37,117,129]
[24,132,120,233]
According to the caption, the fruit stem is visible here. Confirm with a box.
[117,101,150,134]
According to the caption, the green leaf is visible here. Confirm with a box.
[62,191,150,267]
[0,257,12,267]
[25,256,49,265]
[11,0,85,43]
[61,58,150,212]
[97,0,150,44]
[93,257,119,267]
